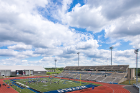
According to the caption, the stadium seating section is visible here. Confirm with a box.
[56,65,129,84]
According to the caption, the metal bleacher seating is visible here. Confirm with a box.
[87,75,98,81]
[102,77,115,83]
[111,73,125,78]
[69,73,77,79]
[81,74,90,80]
[104,66,113,70]
[113,78,121,83]
[113,66,121,70]
[96,66,104,70]
[57,65,129,84]
[96,77,105,82]
[102,73,112,76]
[95,73,102,76]
[84,66,91,70]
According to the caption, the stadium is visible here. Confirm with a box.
[0,0,140,93]
[0,64,139,93]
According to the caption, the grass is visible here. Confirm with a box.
[0,77,4,79]
[120,79,140,85]
[46,72,62,75]
[46,69,63,75]
[3,77,99,93]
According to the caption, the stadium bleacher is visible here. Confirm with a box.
[81,74,90,80]
[102,77,115,83]
[96,76,105,82]
[56,65,129,84]
[87,75,97,81]
[113,78,121,83]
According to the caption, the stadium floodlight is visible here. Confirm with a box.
[134,49,139,85]
[109,46,113,65]
[55,59,57,72]
[77,52,80,66]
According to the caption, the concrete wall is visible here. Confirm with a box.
[131,69,135,80]
[119,77,127,84]
[11,72,16,76]
[128,68,135,80]
[0,70,11,76]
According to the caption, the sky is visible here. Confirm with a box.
[0,0,140,68]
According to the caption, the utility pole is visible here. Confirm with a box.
[134,49,139,85]
[77,52,80,66]
[55,59,57,72]
[110,47,113,65]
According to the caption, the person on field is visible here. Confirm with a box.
[57,81,59,84]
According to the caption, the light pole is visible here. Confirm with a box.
[55,59,57,72]
[134,49,139,85]
[77,52,80,66]
[110,46,113,65]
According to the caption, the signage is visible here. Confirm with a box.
[44,84,96,93]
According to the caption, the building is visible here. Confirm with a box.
[0,66,47,76]
[127,68,135,80]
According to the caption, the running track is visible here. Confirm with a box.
[0,76,130,93]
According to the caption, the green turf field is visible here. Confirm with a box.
[3,77,98,93]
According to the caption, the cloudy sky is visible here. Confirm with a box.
[0,0,140,68]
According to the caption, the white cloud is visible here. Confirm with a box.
[0,0,80,49]
[8,44,32,50]
[0,47,139,68]
[129,35,140,49]
[112,42,121,47]
[76,39,99,50]
[63,5,107,32]
[105,15,140,38]
[0,41,17,47]
[0,0,140,68]
[0,49,18,56]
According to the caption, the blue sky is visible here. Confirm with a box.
[0,0,140,68]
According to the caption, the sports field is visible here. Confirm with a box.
[3,77,98,93]
[0,76,133,93]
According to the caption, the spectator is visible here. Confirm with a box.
[3,83,6,86]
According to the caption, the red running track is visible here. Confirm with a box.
[0,76,130,93]
[59,78,130,93]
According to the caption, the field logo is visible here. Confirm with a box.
[57,85,91,93]
[44,84,95,93]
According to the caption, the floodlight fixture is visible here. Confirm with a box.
[77,52,80,66]
[134,49,139,54]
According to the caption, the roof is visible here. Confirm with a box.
[64,65,129,71]
[0,66,46,71]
